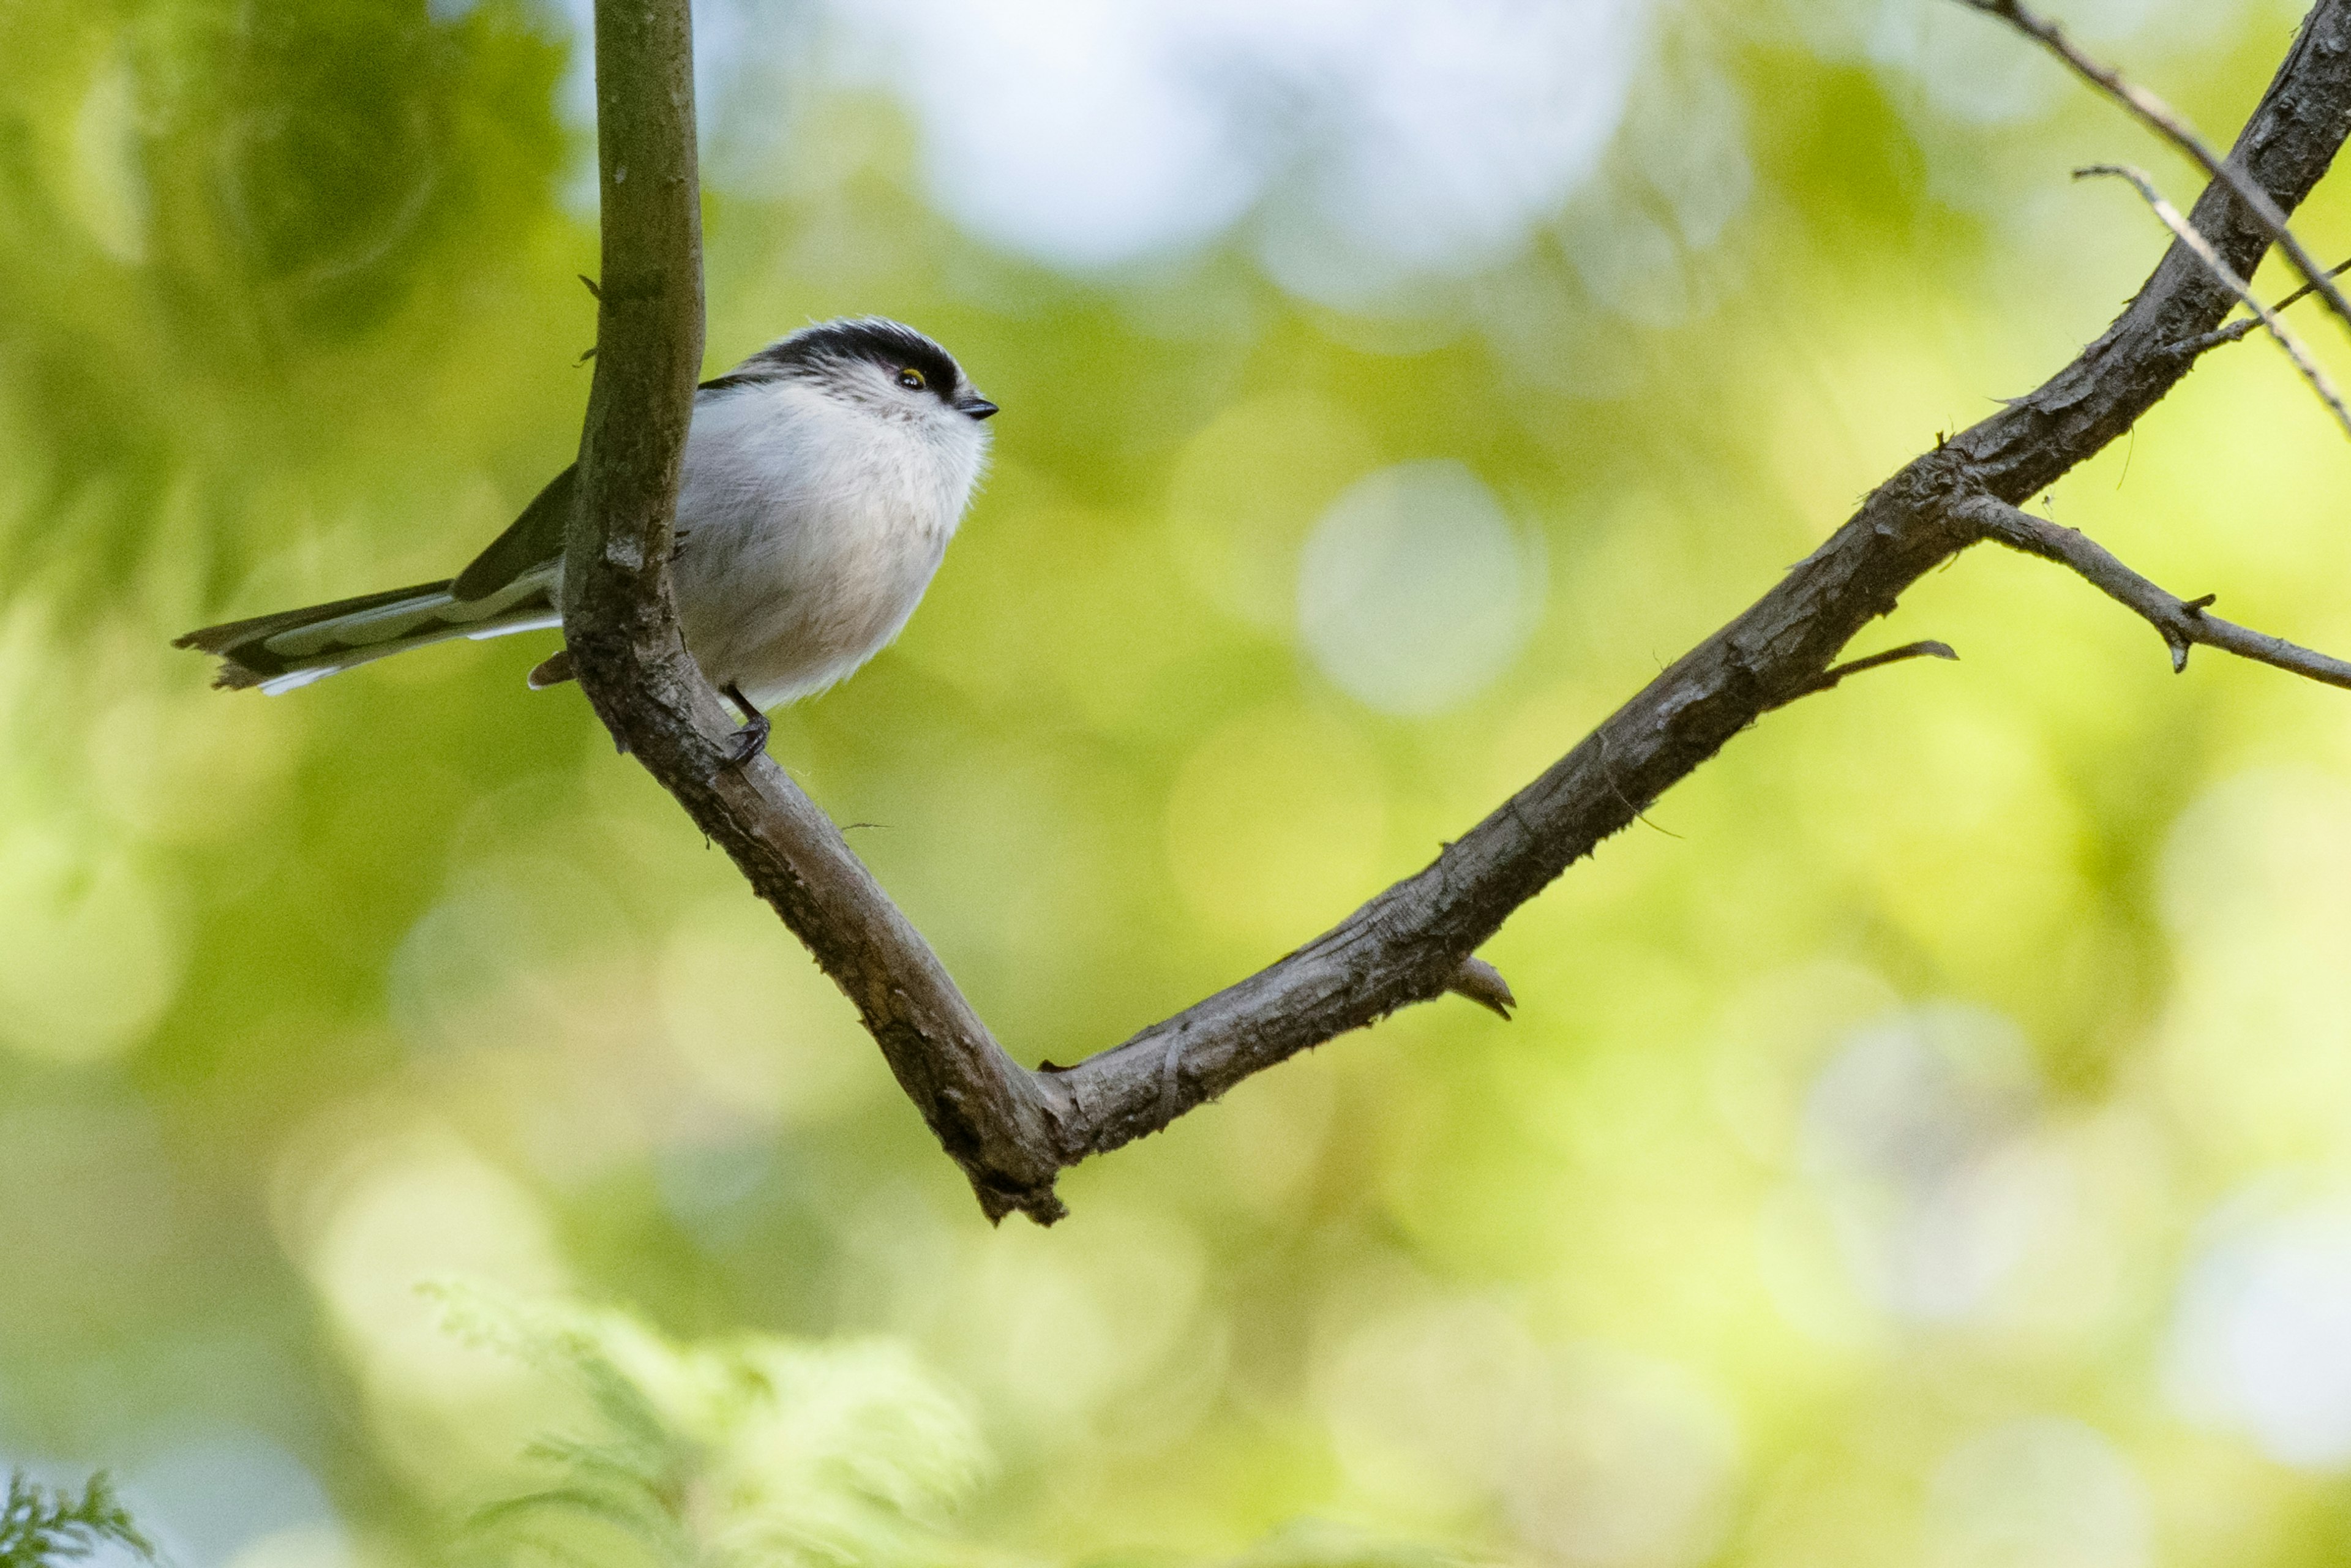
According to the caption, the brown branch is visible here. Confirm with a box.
[2075,162,2351,439]
[1963,497,2351,686]
[1955,0,2351,338]
[569,0,2351,1225]
[563,0,703,716]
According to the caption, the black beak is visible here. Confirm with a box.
[959,397,999,421]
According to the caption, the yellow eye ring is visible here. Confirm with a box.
[898,367,926,390]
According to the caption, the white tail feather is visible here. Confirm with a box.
[252,570,561,694]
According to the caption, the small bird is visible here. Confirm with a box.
[176,317,997,761]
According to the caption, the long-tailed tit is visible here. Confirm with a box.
[177,317,997,760]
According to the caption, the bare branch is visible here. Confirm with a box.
[2165,253,2351,358]
[1955,0,2351,338]
[2075,163,2351,440]
[2271,257,2351,316]
[564,0,703,719]
[1766,641,1960,710]
[1963,497,2351,687]
[564,0,2351,1224]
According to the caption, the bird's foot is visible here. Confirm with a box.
[724,711,771,768]
[721,683,771,769]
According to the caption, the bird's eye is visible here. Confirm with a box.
[898,367,926,391]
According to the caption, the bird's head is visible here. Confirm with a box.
[730,317,998,435]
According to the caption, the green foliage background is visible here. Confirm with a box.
[7,1,2351,1564]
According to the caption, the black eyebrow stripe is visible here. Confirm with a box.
[731,318,966,403]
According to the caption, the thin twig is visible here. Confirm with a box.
[2077,163,2351,441]
[1955,0,2351,337]
[1768,640,1959,709]
[1963,497,2351,687]
[2271,257,2351,317]
[2169,253,2351,357]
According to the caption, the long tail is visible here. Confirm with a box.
[174,568,561,694]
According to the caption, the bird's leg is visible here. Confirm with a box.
[722,683,771,767]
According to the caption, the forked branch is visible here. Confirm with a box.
[1963,498,2351,686]
[571,0,2351,1223]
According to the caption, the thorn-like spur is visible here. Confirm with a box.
[1447,956,1517,1020]
[1768,639,1960,710]
[722,682,771,768]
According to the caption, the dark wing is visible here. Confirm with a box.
[456,381,769,600]
[452,464,577,602]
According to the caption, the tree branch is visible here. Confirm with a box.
[564,0,704,729]
[569,0,2351,1225]
[1962,497,2351,686]
[2075,162,2351,439]
[563,0,1070,1222]
[557,2,1052,1199]
[1955,0,2351,337]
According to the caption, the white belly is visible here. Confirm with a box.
[666,381,976,710]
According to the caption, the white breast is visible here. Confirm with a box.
[667,379,986,710]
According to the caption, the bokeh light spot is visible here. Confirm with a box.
[1798,1003,2066,1324]
[1923,1418,2149,1568]
[2158,770,2351,1168]
[1297,460,1539,715]
[2168,1191,2351,1470]
[818,0,1656,293]
[0,828,181,1063]
[114,1433,346,1568]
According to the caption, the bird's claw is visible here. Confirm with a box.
[725,713,771,768]
[718,682,771,770]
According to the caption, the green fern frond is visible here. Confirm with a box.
[435,1283,991,1568]
[0,1472,157,1568]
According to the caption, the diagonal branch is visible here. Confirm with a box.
[569,0,2351,1225]
[2076,162,2351,439]
[1962,497,2351,686]
[1954,0,2351,337]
